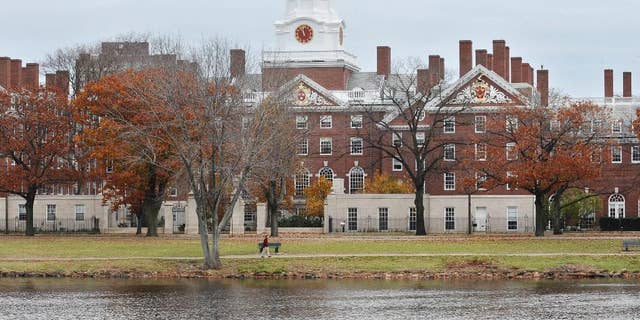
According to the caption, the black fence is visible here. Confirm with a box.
[600,218,640,231]
[0,217,100,234]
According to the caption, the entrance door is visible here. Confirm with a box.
[474,207,488,232]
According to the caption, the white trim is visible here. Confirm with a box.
[392,157,403,172]
[444,172,456,191]
[444,207,455,231]
[320,137,333,155]
[507,206,518,231]
[320,115,333,129]
[611,146,623,164]
[632,146,640,164]
[474,115,486,133]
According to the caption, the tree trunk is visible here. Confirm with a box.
[414,187,427,236]
[534,193,546,237]
[144,199,163,237]
[552,192,564,235]
[196,203,215,269]
[136,214,143,235]
[267,180,279,237]
[467,193,472,235]
[211,228,223,269]
[24,191,36,237]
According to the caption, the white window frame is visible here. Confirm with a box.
[75,204,86,221]
[416,132,425,148]
[506,116,518,133]
[320,115,333,129]
[296,115,308,129]
[349,167,365,194]
[351,115,363,129]
[47,204,56,221]
[444,144,456,161]
[409,207,417,231]
[506,143,517,161]
[294,171,311,197]
[506,172,517,191]
[169,187,178,197]
[444,207,455,231]
[507,206,518,231]
[378,207,389,231]
[18,204,26,221]
[444,172,455,191]
[348,208,358,231]
[444,117,456,133]
[475,143,487,161]
[611,146,622,164]
[476,172,487,191]
[319,167,334,182]
[392,132,402,148]
[298,138,309,156]
[632,146,640,164]
[608,194,625,218]
[350,137,363,155]
[612,120,623,134]
[320,138,333,155]
[392,157,403,172]
[474,116,486,133]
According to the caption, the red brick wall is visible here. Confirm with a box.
[262,67,352,91]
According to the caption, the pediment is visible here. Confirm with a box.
[449,75,519,105]
[278,74,344,107]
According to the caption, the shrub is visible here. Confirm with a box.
[599,218,640,231]
[278,215,323,228]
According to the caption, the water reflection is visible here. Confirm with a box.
[0,279,639,319]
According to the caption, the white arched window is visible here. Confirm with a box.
[608,193,625,218]
[348,167,365,194]
[294,170,310,197]
[319,167,334,182]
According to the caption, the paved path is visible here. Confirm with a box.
[1,252,640,262]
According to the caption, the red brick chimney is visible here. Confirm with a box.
[24,63,39,89]
[529,65,534,85]
[417,69,430,94]
[521,63,531,86]
[536,69,549,107]
[230,49,246,79]
[604,69,613,98]
[505,46,510,82]
[0,57,10,90]
[439,57,445,80]
[377,46,391,79]
[511,57,522,83]
[46,73,57,90]
[56,70,70,97]
[10,59,22,89]
[459,40,473,77]
[428,55,441,85]
[493,40,506,79]
[623,72,632,98]
[476,49,488,68]
[487,54,494,71]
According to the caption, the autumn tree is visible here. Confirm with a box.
[365,171,413,194]
[305,177,333,217]
[356,58,468,236]
[477,99,608,236]
[0,88,77,236]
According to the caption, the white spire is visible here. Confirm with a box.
[284,0,340,22]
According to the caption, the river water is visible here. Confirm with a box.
[0,279,639,319]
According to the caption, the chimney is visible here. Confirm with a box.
[459,40,473,77]
[376,46,391,79]
[439,57,445,80]
[476,49,488,68]
[511,57,522,83]
[24,63,39,89]
[417,69,431,94]
[0,57,10,90]
[45,73,57,90]
[522,63,531,86]
[536,69,549,107]
[529,65,534,85]
[229,49,246,79]
[10,59,22,89]
[604,69,613,98]
[428,55,441,85]
[55,70,70,97]
[623,72,632,98]
[488,54,494,71]
[505,46,510,82]
[492,40,506,79]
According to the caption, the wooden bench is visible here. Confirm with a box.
[623,240,640,251]
[258,242,281,254]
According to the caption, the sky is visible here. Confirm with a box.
[2,0,639,97]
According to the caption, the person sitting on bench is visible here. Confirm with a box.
[261,235,271,258]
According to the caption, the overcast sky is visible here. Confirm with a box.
[2,0,639,97]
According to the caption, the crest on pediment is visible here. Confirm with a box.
[450,76,513,104]
[292,81,335,106]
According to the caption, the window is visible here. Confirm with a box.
[507,207,518,230]
[506,116,518,133]
[444,172,455,191]
[349,167,365,194]
[242,117,252,130]
[296,116,308,129]
[348,208,358,231]
[476,172,487,191]
[47,204,56,221]
[350,138,363,155]
[550,120,560,132]
[416,132,425,148]
[632,146,640,163]
[169,187,178,197]
[320,115,332,128]
[392,132,402,147]
[392,157,403,171]
[379,208,389,231]
[106,160,114,174]
[592,120,603,133]
[608,193,625,218]
[444,117,455,133]
[506,143,517,161]
[409,207,417,231]
[475,116,486,133]
[294,171,310,197]
[506,172,516,191]
[592,147,602,163]
[351,115,363,129]
[445,207,455,231]
[319,167,334,182]
[612,120,623,134]
[298,138,309,155]
[18,204,26,221]
[611,146,622,163]
[75,204,85,221]
[444,144,456,161]
[320,138,332,155]
[475,143,487,161]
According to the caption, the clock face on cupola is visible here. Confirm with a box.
[295,24,314,44]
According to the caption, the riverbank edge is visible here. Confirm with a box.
[2,268,640,281]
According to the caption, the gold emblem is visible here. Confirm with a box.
[295,82,311,106]
[472,76,489,103]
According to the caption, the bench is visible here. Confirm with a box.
[258,242,281,254]
[623,240,640,251]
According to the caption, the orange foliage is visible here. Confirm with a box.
[305,177,333,217]
[366,171,414,194]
